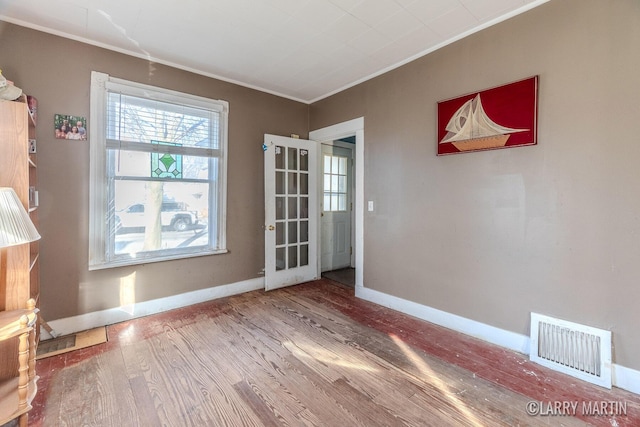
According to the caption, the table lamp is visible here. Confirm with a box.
[0,187,41,292]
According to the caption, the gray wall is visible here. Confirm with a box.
[0,23,309,321]
[310,0,640,370]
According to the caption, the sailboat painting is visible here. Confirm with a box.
[437,76,538,155]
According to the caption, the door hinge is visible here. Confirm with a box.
[350,246,353,255]
[350,202,353,211]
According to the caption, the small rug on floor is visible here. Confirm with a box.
[36,327,107,359]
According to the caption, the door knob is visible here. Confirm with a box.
[268,225,275,231]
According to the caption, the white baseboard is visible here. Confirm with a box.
[612,363,640,395]
[355,286,639,395]
[356,286,530,353]
[42,277,264,339]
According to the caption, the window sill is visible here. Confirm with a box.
[88,248,229,271]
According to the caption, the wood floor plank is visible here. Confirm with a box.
[48,350,139,426]
[128,375,163,427]
[232,379,282,427]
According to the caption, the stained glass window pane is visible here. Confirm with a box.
[150,141,183,178]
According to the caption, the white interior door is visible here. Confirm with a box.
[264,134,318,290]
[321,144,352,272]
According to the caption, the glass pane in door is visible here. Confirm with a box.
[288,246,298,268]
[300,244,308,267]
[276,247,285,271]
[300,197,308,219]
[275,146,285,169]
[276,197,285,220]
[323,153,348,212]
[288,197,297,219]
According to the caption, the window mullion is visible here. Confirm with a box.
[106,139,220,157]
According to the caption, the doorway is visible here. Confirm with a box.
[320,142,354,286]
[309,118,364,290]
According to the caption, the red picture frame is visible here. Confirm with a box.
[437,76,538,155]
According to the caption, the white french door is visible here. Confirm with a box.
[264,134,318,290]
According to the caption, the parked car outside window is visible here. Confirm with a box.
[116,202,198,232]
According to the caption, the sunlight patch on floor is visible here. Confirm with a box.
[390,333,485,426]
[119,271,137,314]
[284,340,378,373]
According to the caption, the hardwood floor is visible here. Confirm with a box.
[30,280,639,426]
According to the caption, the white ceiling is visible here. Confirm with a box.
[0,0,548,103]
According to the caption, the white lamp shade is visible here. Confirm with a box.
[0,187,41,248]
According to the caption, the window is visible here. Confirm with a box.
[323,154,348,211]
[89,72,228,269]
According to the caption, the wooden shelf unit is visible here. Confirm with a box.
[0,97,40,426]
[0,97,39,308]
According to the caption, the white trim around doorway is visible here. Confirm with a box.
[309,117,364,289]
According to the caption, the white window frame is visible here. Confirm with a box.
[88,71,229,270]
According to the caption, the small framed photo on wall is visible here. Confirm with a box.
[54,114,87,140]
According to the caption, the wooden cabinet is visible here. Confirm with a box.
[0,97,40,426]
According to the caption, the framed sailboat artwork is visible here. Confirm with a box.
[437,76,538,155]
